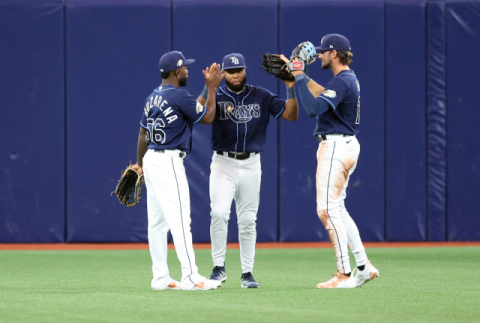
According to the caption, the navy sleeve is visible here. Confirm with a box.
[140,101,148,128]
[264,88,286,119]
[294,74,330,117]
[318,77,348,110]
[179,91,207,123]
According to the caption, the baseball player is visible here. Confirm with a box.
[130,51,225,291]
[196,53,298,288]
[285,34,379,288]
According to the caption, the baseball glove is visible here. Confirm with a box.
[113,165,144,206]
[291,41,317,66]
[261,53,295,81]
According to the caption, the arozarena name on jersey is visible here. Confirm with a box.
[144,95,178,124]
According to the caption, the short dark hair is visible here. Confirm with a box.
[161,71,172,79]
[337,51,353,65]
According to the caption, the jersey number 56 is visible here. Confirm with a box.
[146,118,167,144]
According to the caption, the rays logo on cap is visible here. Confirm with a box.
[177,59,183,66]
[230,57,239,65]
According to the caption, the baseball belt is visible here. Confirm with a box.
[216,151,259,160]
[316,134,354,143]
[153,149,187,159]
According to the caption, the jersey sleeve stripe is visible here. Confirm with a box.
[275,103,286,119]
[319,96,336,110]
[140,121,148,129]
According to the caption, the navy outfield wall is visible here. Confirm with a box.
[0,0,65,242]
[1,0,479,242]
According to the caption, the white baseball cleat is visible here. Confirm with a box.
[355,261,379,287]
[152,280,182,290]
[188,278,222,291]
[316,270,357,289]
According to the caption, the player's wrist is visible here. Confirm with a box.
[294,73,305,81]
[200,85,208,99]
[286,86,296,99]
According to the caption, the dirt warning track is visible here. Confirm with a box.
[0,241,479,250]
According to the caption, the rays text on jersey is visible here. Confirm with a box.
[218,101,260,123]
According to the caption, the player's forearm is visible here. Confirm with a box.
[136,127,148,166]
[307,78,325,98]
[282,99,299,121]
[197,95,207,106]
[197,86,208,106]
[295,74,329,117]
[200,87,216,124]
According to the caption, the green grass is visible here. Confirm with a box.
[1,247,479,323]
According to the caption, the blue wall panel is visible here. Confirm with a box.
[427,0,447,241]
[386,0,427,241]
[65,0,171,242]
[4,0,480,243]
[446,0,480,241]
[0,0,65,242]
[279,0,386,242]
[173,0,279,242]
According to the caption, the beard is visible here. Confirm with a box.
[226,76,247,92]
[322,60,332,70]
[179,75,188,87]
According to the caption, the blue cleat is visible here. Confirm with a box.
[241,272,260,288]
[210,265,227,282]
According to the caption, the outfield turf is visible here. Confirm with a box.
[1,247,479,323]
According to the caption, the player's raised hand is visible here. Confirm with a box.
[276,54,296,87]
[203,63,225,89]
[279,54,290,64]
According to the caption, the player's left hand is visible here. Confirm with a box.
[130,163,143,176]
[289,57,304,76]
[277,55,296,87]
[203,63,225,89]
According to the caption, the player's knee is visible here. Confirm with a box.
[238,216,257,234]
[210,206,230,223]
[317,207,332,229]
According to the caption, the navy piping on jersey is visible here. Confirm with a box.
[219,87,238,151]
[171,157,195,285]
[241,87,252,152]
[325,141,347,274]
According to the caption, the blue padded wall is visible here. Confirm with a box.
[427,0,447,241]
[65,0,171,242]
[0,0,65,242]
[4,0,480,243]
[279,0,386,242]
[386,0,427,241]
[446,0,480,241]
[173,0,280,242]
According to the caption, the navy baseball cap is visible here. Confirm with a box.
[159,51,195,73]
[315,34,351,52]
[222,53,247,70]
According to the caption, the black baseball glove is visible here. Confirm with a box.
[113,166,144,206]
[261,53,295,81]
